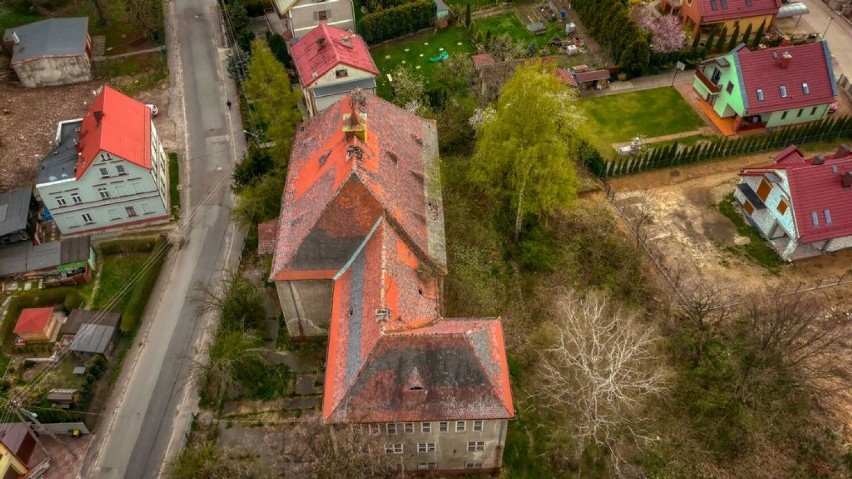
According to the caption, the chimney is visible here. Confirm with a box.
[93,110,104,126]
[812,154,825,165]
[340,34,352,47]
[342,90,368,142]
[842,172,852,188]
[779,51,793,69]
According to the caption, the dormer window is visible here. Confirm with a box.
[335,68,348,78]
[780,86,787,98]
[824,209,832,224]
[811,211,819,226]
[746,0,752,5]
[756,89,764,101]
[802,82,809,95]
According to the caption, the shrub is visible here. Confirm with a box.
[120,237,170,332]
[361,0,436,44]
[572,0,647,72]
[266,33,293,70]
[233,148,274,189]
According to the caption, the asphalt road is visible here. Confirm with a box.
[792,0,852,78]
[82,1,242,478]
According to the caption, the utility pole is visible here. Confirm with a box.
[11,402,78,460]
[822,16,834,38]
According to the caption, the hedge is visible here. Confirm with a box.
[361,0,436,44]
[119,236,170,332]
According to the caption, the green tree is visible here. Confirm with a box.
[470,62,582,241]
[705,28,717,52]
[229,0,250,35]
[715,26,728,52]
[465,3,471,27]
[691,32,701,50]
[621,39,650,78]
[727,24,740,51]
[741,22,753,47]
[232,169,286,227]
[389,64,426,110]
[752,20,766,49]
[244,39,302,164]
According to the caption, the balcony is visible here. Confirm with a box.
[695,69,721,94]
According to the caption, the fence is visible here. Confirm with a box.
[585,115,852,178]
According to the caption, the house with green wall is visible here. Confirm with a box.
[693,41,837,132]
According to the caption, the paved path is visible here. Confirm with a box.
[586,69,696,97]
[93,46,164,62]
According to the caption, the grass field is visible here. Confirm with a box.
[0,6,42,30]
[370,26,475,99]
[472,12,564,49]
[168,152,181,220]
[579,87,706,154]
[91,253,151,311]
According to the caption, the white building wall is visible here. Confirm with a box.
[288,0,355,40]
[735,172,797,241]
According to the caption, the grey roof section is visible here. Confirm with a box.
[312,77,377,98]
[58,119,83,144]
[3,17,89,63]
[38,129,79,184]
[0,236,91,277]
[434,0,449,12]
[62,310,120,335]
[777,2,808,18]
[0,187,32,237]
[70,323,117,354]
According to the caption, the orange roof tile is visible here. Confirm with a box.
[13,307,53,335]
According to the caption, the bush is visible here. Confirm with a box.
[233,148,274,189]
[572,0,648,74]
[266,33,293,70]
[361,0,437,44]
[120,237,170,332]
[98,237,160,255]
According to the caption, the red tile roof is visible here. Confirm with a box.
[291,24,378,88]
[697,0,780,23]
[736,42,837,115]
[14,307,54,335]
[77,86,152,179]
[555,68,578,88]
[257,219,279,257]
[742,144,852,243]
[271,92,446,281]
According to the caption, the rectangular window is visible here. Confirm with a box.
[99,167,110,178]
[465,462,484,469]
[108,208,121,220]
[97,187,110,199]
[81,213,94,225]
[65,217,80,229]
[421,422,431,433]
[71,192,82,204]
[317,9,328,20]
[467,441,485,452]
[404,423,414,433]
[811,107,818,115]
[386,423,397,435]
[797,109,803,118]
[335,68,348,78]
[781,111,788,120]
[439,422,448,433]
[756,89,764,101]
[456,421,466,433]
[131,181,144,194]
[777,199,788,215]
[780,86,787,98]
[126,206,138,217]
[743,200,755,215]
[473,420,483,432]
[802,82,809,95]
[116,164,127,175]
[385,444,403,455]
[725,82,733,94]
[811,211,819,226]
[56,196,67,207]
[417,463,437,470]
[417,443,436,453]
[141,202,154,214]
[756,178,772,202]
[369,424,380,435]
[824,209,832,225]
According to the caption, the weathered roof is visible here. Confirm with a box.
[14,308,54,335]
[70,323,117,354]
[0,187,32,238]
[555,68,578,88]
[62,309,120,336]
[741,144,852,243]
[38,129,80,185]
[735,41,837,115]
[471,53,496,71]
[3,17,89,64]
[323,220,513,423]
[0,423,34,460]
[47,388,77,403]
[0,236,91,277]
[292,24,378,88]
[77,86,152,179]
[574,69,610,83]
[312,77,377,98]
[696,0,780,23]
[271,92,446,281]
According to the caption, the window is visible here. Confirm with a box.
[465,462,484,469]
[65,217,80,229]
[811,107,818,115]
[780,85,787,98]
[116,164,127,175]
[756,89,764,101]
[335,68,348,78]
[108,208,121,220]
[456,421,466,433]
[824,209,833,225]
[802,82,809,95]
[777,199,788,215]
[71,192,82,204]
[417,463,437,470]
[725,82,733,94]
[781,111,788,120]
[385,444,404,455]
[467,441,485,452]
[756,178,772,202]
[99,167,110,178]
[421,422,431,433]
[709,0,717,10]
[115,184,128,196]
[745,0,752,5]
[811,211,819,226]
[141,202,154,214]
[81,213,94,225]
[473,420,483,432]
[126,206,138,217]
[317,9,328,20]
[97,187,110,199]
[401,423,413,433]
[386,423,397,435]
[56,196,67,207]
[417,443,436,453]
[439,422,448,433]
[131,181,144,194]
[743,200,755,215]
[369,424,380,435]
[797,109,803,118]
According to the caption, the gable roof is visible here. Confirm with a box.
[735,41,837,115]
[323,220,513,423]
[62,309,120,336]
[291,24,378,88]
[696,0,780,23]
[271,92,446,280]
[3,17,89,64]
[77,86,152,179]
[0,187,32,238]
[14,308,54,334]
[741,144,852,243]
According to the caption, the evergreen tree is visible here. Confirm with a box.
[465,3,471,28]
[715,26,728,52]
[741,22,753,47]
[229,1,250,35]
[752,20,766,49]
[621,40,650,78]
[727,24,740,51]
[705,28,717,53]
[692,32,701,50]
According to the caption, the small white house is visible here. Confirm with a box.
[271,0,356,42]
[36,86,169,236]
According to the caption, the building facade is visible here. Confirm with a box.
[35,86,169,236]
[272,0,356,42]
[661,0,779,37]
[2,17,92,88]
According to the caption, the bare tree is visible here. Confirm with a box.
[535,290,666,471]
[622,191,658,245]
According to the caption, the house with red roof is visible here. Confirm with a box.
[13,307,60,343]
[269,91,514,473]
[661,0,780,37]
[35,86,170,235]
[735,144,852,260]
[693,41,837,133]
[271,0,355,42]
[291,24,378,117]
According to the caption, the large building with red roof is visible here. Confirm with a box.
[735,144,852,260]
[270,91,514,473]
[291,24,378,117]
[662,0,780,37]
[693,41,837,133]
[35,86,170,235]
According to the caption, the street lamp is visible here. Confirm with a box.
[823,16,834,38]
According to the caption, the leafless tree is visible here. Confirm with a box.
[535,290,666,473]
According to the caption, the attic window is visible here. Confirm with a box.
[376,308,390,322]
[811,211,819,226]
[756,89,764,101]
[780,85,787,98]
[710,0,717,10]
[335,68,349,78]
[746,0,752,5]
[802,83,809,95]
[824,209,832,225]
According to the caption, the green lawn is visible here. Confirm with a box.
[472,12,564,49]
[90,253,150,312]
[716,193,783,273]
[0,6,43,30]
[370,26,475,99]
[579,87,706,152]
[168,152,181,220]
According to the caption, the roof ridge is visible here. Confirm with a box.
[463,326,513,416]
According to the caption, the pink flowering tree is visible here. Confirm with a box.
[631,6,685,53]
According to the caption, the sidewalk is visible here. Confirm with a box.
[586,69,696,98]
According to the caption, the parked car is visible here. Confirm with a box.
[146,104,159,117]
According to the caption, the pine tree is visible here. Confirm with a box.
[741,23,753,47]
[715,26,728,52]
[465,3,471,28]
[705,28,717,53]
[727,24,740,51]
[692,32,702,50]
[752,20,766,49]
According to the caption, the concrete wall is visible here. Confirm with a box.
[276,279,334,336]
[764,104,831,128]
[288,0,355,40]
[14,55,92,88]
[825,233,852,253]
